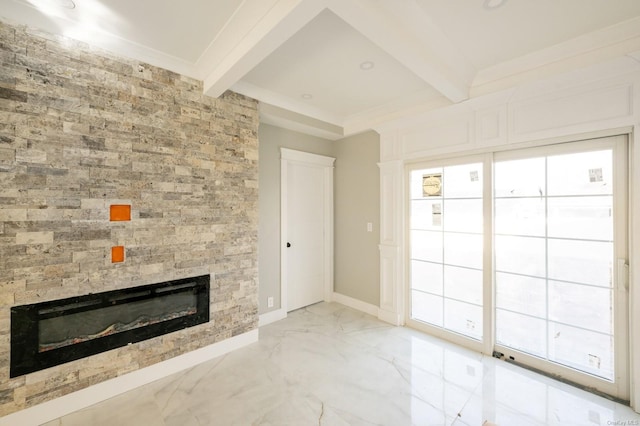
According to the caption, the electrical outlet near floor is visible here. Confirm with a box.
[267,297,274,308]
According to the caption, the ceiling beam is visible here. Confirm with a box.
[260,103,345,140]
[232,80,344,126]
[327,0,473,104]
[201,0,326,98]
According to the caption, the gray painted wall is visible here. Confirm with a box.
[258,124,335,314]
[334,131,380,306]
[258,124,380,314]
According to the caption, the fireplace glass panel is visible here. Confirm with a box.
[39,290,198,352]
[11,275,210,377]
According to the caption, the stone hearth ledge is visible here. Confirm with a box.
[0,329,259,426]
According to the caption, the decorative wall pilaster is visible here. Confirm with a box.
[377,131,404,325]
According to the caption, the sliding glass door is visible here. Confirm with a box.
[409,158,485,346]
[493,140,628,396]
[408,136,629,399]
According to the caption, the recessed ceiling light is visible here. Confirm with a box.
[360,61,375,71]
[483,0,506,10]
[301,94,313,100]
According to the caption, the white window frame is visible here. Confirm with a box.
[405,136,630,400]
[492,136,629,400]
[405,153,491,355]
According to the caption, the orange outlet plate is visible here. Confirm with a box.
[111,246,125,263]
[110,204,131,221]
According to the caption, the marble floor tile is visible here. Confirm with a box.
[45,302,640,426]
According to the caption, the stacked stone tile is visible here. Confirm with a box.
[0,19,259,415]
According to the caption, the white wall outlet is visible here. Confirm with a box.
[367,222,373,232]
[267,296,274,308]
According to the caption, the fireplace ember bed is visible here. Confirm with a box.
[10,275,210,377]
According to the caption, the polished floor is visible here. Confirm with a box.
[45,302,640,425]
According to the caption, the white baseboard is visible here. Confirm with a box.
[259,308,287,327]
[377,308,404,326]
[0,329,259,426]
[331,292,379,317]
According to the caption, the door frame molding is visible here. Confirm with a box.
[280,148,335,313]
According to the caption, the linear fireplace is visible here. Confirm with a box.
[10,275,210,377]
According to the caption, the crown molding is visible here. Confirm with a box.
[472,16,640,95]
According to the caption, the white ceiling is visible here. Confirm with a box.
[3,0,640,139]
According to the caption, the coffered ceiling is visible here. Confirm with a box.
[3,0,640,139]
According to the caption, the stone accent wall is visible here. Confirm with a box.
[0,20,259,416]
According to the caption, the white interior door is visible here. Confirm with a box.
[281,149,334,313]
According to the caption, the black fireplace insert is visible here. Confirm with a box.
[10,274,210,377]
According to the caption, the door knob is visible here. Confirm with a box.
[286,242,291,248]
